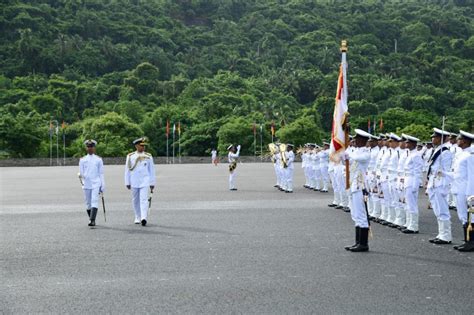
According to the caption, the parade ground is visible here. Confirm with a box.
[1,163,473,314]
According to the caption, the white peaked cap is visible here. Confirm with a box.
[459,130,474,140]
[354,129,372,139]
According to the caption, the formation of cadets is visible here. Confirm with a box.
[269,127,474,253]
[78,129,474,253]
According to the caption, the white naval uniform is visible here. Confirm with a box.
[387,147,400,224]
[403,148,424,231]
[79,154,105,210]
[367,145,380,216]
[302,152,309,187]
[228,146,240,190]
[274,153,282,187]
[312,151,321,190]
[319,149,329,191]
[347,147,370,228]
[284,150,295,192]
[379,147,392,221]
[448,147,474,224]
[427,143,453,241]
[125,151,156,221]
[373,145,386,219]
[394,148,408,226]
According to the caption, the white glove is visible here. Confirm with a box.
[237,145,241,150]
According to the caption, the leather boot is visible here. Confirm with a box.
[458,224,474,252]
[88,207,98,226]
[350,227,369,252]
[345,227,360,250]
[454,224,468,250]
[86,209,91,218]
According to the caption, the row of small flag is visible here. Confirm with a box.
[367,117,384,134]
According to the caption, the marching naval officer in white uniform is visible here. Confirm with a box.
[284,144,295,193]
[344,129,371,252]
[228,144,241,190]
[125,137,156,226]
[79,139,105,227]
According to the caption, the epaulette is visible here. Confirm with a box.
[144,152,152,157]
[128,152,136,156]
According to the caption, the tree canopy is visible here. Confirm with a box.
[1,0,473,157]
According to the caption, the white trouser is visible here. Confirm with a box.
[274,164,279,185]
[394,188,406,226]
[83,187,100,209]
[380,181,391,221]
[229,170,237,189]
[132,187,149,220]
[428,186,451,221]
[455,193,473,224]
[350,190,369,228]
[286,167,294,191]
[320,166,329,190]
[314,168,321,189]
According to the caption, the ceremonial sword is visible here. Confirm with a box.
[100,191,106,222]
[362,188,373,239]
[148,188,154,216]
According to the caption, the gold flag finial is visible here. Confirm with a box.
[340,40,348,52]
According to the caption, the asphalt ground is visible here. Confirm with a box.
[1,163,473,314]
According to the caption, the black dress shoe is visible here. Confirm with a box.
[349,244,369,252]
[328,203,337,207]
[429,237,439,243]
[343,207,350,213]
[449,206,456,210]
[381,221,390,226]
[432,238,451,245]
[88,220,95,227]
[313,188,320,191]
[274,185,279,188]
[335,205,343,209]
[320,190,328,193]
[388,223,399,228]
[458,242,474,252]
[141,219,147,226]
[402,229,418,234]
[453,243,466,250]
[345,244,357,251]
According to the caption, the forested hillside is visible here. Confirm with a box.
[1,0,473,158]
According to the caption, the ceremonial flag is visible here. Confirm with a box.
[49,121,53,136]
[379,118,384,131]
[373,118,376,134]
[252,123,256,135]
[271,122,275,136]
[368,117,371,134]
[329,41,349,162]
[166,120,170,137]
[177,121,181,135]
[172,123,176,135]
[61,121,66,129]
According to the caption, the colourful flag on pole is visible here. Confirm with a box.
[260,124,263,132]
[271,122,275,136]
[166,120,170,137]
[373,118,376,134]
[368,117,371,134]
[253,123,256,135]
[379,118,384,131]
[172,123,176,135]
[329,44,349,162]
[61,121,66,129]
[49,121,53,136]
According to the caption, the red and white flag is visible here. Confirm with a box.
[330,48,349,162]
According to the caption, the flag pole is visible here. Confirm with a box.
[340,40,350,190]
[260,124,263,162]
[172,123,175,164]
[63,125,66,166]
[166,120,169,164]
[49,121,52,167]
[55,120,59,166]
[178,122,181,163]
[253,123,256,162]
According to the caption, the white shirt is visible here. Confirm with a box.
[449,147,473,194]
[427,143,453,189]
[124,151,156,188]
[211,150,217,159]
[228,146,240,163]
[348,147,370,192]
[79,154,105,190]
[404,148,424,189]
[285,150,295,169]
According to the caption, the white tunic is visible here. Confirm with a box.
[79,154,105,190]
[449,147,473,194]
[404,149,424,189]
[124,151,156,188]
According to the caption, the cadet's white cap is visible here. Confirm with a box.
[133,137,149,145]
[84,139,97,147]
[388,133,401,141]
[459,130,474,141]
[354,129,372,139]
[431,128,451,137]
[403,134,420,143]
